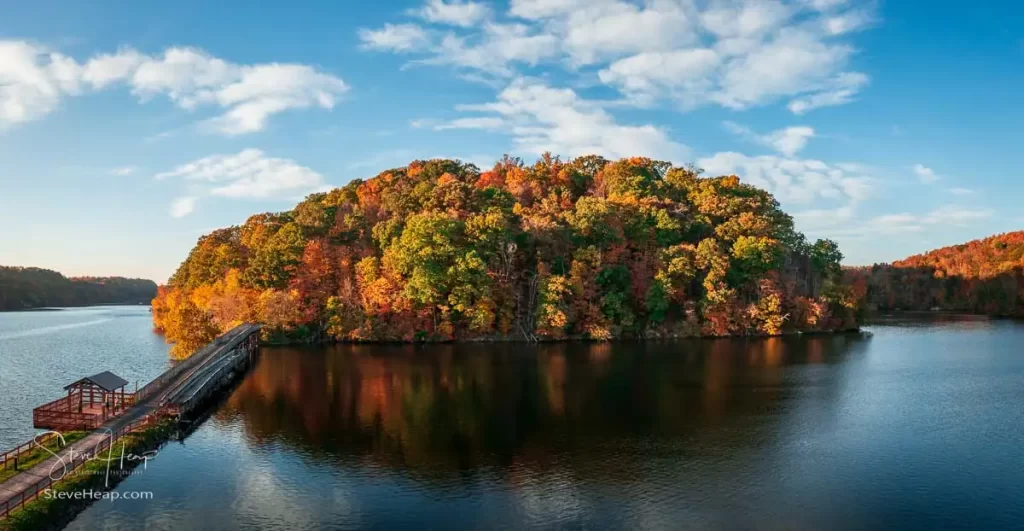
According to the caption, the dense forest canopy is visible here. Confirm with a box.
[0,266,157,310]
[848,231,1024,316]
[153,155,859,357]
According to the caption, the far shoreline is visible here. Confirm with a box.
[0,302,151,313]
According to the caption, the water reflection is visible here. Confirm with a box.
[215,335,868,476]
[67,326,1024,530]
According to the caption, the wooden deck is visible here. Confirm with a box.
[33,394,137,431]
[0,323,261,520]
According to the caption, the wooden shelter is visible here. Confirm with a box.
[33,371,135,430]
[64,371,130,413]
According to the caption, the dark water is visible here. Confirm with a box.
[60,317,1024,530]
[0,306,170,449]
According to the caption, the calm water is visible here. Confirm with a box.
[0,306,171,449]
[50,316,1023,530]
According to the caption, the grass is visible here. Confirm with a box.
[0,432,88,483]
[0,422,173,531]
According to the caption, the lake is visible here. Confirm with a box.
[2,309,1023,529]
[0,306,171,450]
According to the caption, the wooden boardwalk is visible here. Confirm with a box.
[0,323,260,519]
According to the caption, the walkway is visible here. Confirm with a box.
[0,323,259,517]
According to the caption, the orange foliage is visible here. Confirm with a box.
[155,154,861,356]
[848,231,1024,316]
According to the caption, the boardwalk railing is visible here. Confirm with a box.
[0,415,156,520]
[32,393,138,431]
[166,329,259,414]
[0,432,59,472]
[136,325,252,404]
[2,323,261,521]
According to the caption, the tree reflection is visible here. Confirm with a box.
[215,334,869,478]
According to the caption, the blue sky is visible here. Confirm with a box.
[1,0,1022,283]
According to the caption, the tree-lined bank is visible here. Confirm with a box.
[0,267,156,311]
[848,231,1024,316]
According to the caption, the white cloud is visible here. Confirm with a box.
[597,49,720,104]
[572,1,872,112]
[822,205,994,238]
[698,148,888,242]
[947,187,976,196]
[923,205,993,225]
[862,206,993,234]
[361,21,559,79]
[210,64,347,134]
[761,126,815,157]
[721,120,754,137]
[128,49,348,135]
[508,0,592,20]
[156,149,327,216]
[81,49,145,88]
[358,24,430,52]
[0,41,77,126]
[409,118,437,128]
[806,0,852,10]
[711,31,861,112]
[434,116,505,130]
[440,0,700,67]
[414,0,492,27]
[0,41,347,133]
[697,151,874,205]
[169,196,197,218]
[112,166,138,176]
[864,213,924,234]
[447,78,687,160]
[420,23,561,77]
[700,1,794,39]
[913,163,939,183]
[787,71,868,114]
[556,0,698,66]
[823,9,874,35]
[722,121,815,156]
[362,0,874,114]
[791,203,856,232]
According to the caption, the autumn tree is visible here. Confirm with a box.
[155,154,867,355]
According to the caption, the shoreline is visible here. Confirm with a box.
[870,310,1024,322]
[0,303,151,314]
[253,326,866,347]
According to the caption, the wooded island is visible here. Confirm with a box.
[153,155,860,356]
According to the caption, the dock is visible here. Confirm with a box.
[0,323,261,520]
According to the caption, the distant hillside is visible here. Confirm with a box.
[894,231,1024,277]
[0,266,157,311]
[847,231,1024,316]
